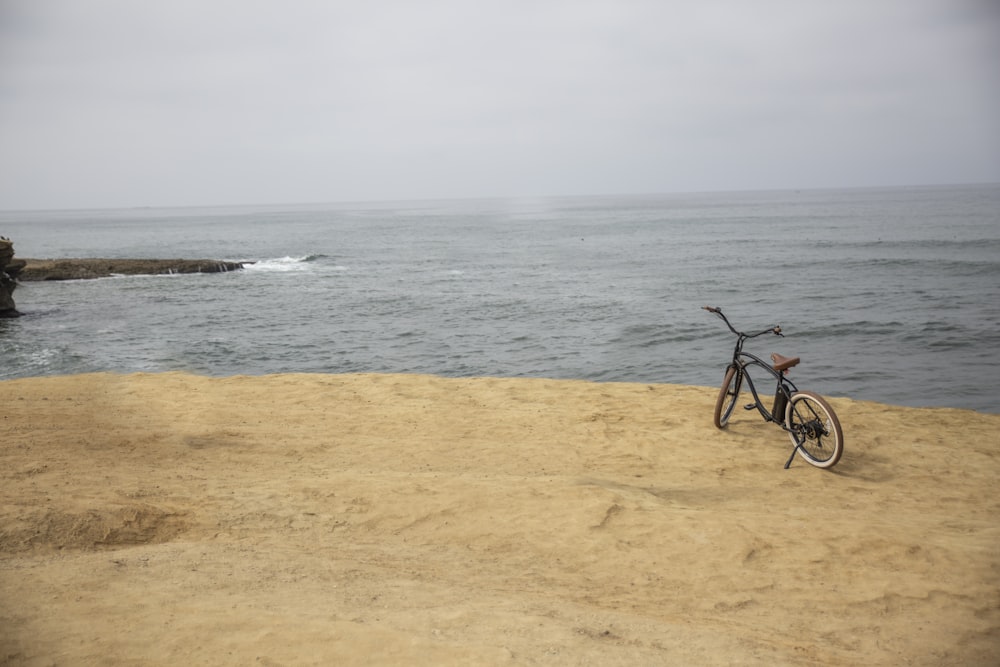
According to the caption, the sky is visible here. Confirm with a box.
[0,0,998,210]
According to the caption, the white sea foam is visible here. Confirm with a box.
[243,256,316,272]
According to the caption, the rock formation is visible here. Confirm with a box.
[1,237,24,317]
[15,258,244,281]
[0,237,245,317]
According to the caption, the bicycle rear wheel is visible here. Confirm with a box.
[713,366,742,429]
[785,391,843,468]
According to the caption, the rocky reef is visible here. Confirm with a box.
[14,258,244,281]
[0,237,244,318]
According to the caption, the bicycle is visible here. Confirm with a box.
[703,306,844,469]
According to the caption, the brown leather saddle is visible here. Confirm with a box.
[771,352,800,372]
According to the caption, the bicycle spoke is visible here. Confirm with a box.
[786,391,843,468]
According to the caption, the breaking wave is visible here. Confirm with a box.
[242,254,340,272]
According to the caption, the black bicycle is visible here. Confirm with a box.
[703,306,843,469]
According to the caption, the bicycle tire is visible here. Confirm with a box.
[785,391,843,468]
[713,366,742,429]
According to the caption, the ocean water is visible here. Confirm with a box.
[2,184,999,413]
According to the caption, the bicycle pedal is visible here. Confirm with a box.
[743,403,756,411]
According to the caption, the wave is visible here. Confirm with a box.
[843,257,999,272]
[794,320,906,338]
[242,255,343,273]
[812,238,1000,251]
[611,322,706,347]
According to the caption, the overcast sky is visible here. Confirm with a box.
[1,0,998,209]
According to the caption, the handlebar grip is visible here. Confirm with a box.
[703,305,720,313]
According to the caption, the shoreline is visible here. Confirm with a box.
[4,369,996,416]
[2,371,998,664]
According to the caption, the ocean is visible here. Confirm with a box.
[2,183,999,413]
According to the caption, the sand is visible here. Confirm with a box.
[1,372,998,665]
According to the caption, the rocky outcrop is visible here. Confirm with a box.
[1,237,22,317]
[0,239,245,317]
[15,258,244,281]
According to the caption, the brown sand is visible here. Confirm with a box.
[1,372,998,665]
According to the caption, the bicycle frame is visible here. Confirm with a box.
[706,305,794,422]
[730,347,798,426]
[704,306,845,470]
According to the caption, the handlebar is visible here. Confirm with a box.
[703,305,783,338]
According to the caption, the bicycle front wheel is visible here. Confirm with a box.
[713,365,742,429]
[785,391,843,468]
